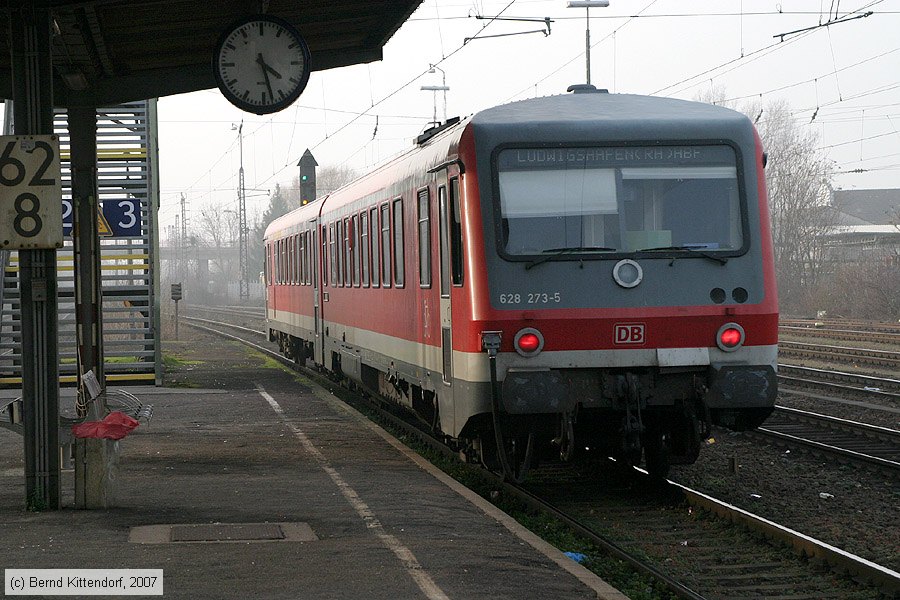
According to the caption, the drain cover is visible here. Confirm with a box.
[129,522,318,544]
[171,523,285,542]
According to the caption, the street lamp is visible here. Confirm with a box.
[421,64,449,128]
[567,0,610,86]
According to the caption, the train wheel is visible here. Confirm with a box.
[503,432,534,483]
[481,428,535,483]
[644,430,671,480]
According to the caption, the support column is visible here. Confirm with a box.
[70,107,114,509]
[70,106,105,405]
[11,4,60,511]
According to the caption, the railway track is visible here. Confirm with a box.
[780,325,900,345]
[781,318,900,334]
[780,341,900,370]
[779,364,900,398]
[178,314,900,599]
[756,406,900,472]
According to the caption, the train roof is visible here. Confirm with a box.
[470,89,754,143]
[265,91,755,240]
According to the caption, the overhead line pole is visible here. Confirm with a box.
[236,122,249,301]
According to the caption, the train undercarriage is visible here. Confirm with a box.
[271,329,773,482]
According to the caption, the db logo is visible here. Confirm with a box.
[614,323,646,345]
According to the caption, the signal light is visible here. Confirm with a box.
[716,323,745,352]
[514,328,544,356]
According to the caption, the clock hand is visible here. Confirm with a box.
[256,54,282,79]
[263,63,282,79]
[256,53,275,101]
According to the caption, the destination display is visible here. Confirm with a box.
[498,145,736,170]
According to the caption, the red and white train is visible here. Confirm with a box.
[264,86,778,479]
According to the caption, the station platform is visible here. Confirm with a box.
[0,332,626,599]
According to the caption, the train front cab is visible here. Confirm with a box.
[456,95,779,477]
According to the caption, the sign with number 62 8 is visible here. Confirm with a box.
[0,135,63,249]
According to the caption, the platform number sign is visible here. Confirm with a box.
[0,135,63,249]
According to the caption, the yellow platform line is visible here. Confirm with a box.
[1,372,156,386]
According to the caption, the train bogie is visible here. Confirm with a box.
[265,87,778,479]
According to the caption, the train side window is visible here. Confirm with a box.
[291,233,300,285]
[329,223,337,286]
[343,217,351,287]
[438,185,449,297]
[417,188,431,288]
[277,239,283,284]
[335,219,344,287]
[351,214,360,287]
[321,226,329,287]
[370,207,380,287]
[360,212,370,287]
[286,236,292,285]
[305,231,311,285]
[294,233,303,285]
[381,203,392,288]
[299,232,306,285]
[264,243,270,285]
[290,235,297,285]
[393,198,405,287]
[450,177,464,286]
[275,239,280,284]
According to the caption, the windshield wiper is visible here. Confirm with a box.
[636,245,728,265]
[524,246,615,270]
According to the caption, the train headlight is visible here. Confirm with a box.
[716,323,745,352]
[514,328,544,357]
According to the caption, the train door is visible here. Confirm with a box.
[312,218,325,366]
[437,175,453,386]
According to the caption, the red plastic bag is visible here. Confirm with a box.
[71,411,140,440]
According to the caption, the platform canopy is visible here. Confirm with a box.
[0,0,423,107]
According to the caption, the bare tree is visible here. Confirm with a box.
[193,203,240,298]
[695,91,836,314]
[755,100,836,312]
[277,165,360,206]
[316,164,360,196]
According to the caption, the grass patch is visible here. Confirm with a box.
[62,356,141,365]
[245,348,311,384]
[162,352,204,368]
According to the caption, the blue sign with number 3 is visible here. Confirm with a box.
[61,198,141,237]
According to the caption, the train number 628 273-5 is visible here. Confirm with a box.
[498,292,561,305]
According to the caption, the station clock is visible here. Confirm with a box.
[213,14,312,115]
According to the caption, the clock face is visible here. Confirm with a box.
[214,14,312,115]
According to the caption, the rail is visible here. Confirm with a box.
[757,406,900,471]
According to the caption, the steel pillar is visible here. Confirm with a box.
[10,5,60,510]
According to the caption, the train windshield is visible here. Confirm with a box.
[496,145,744,257]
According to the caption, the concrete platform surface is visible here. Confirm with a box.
[1,332,626,599]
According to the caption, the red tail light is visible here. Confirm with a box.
[717,323,745,352]
[514,328,544,356]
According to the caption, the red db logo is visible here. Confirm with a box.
[614,323,645,345]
